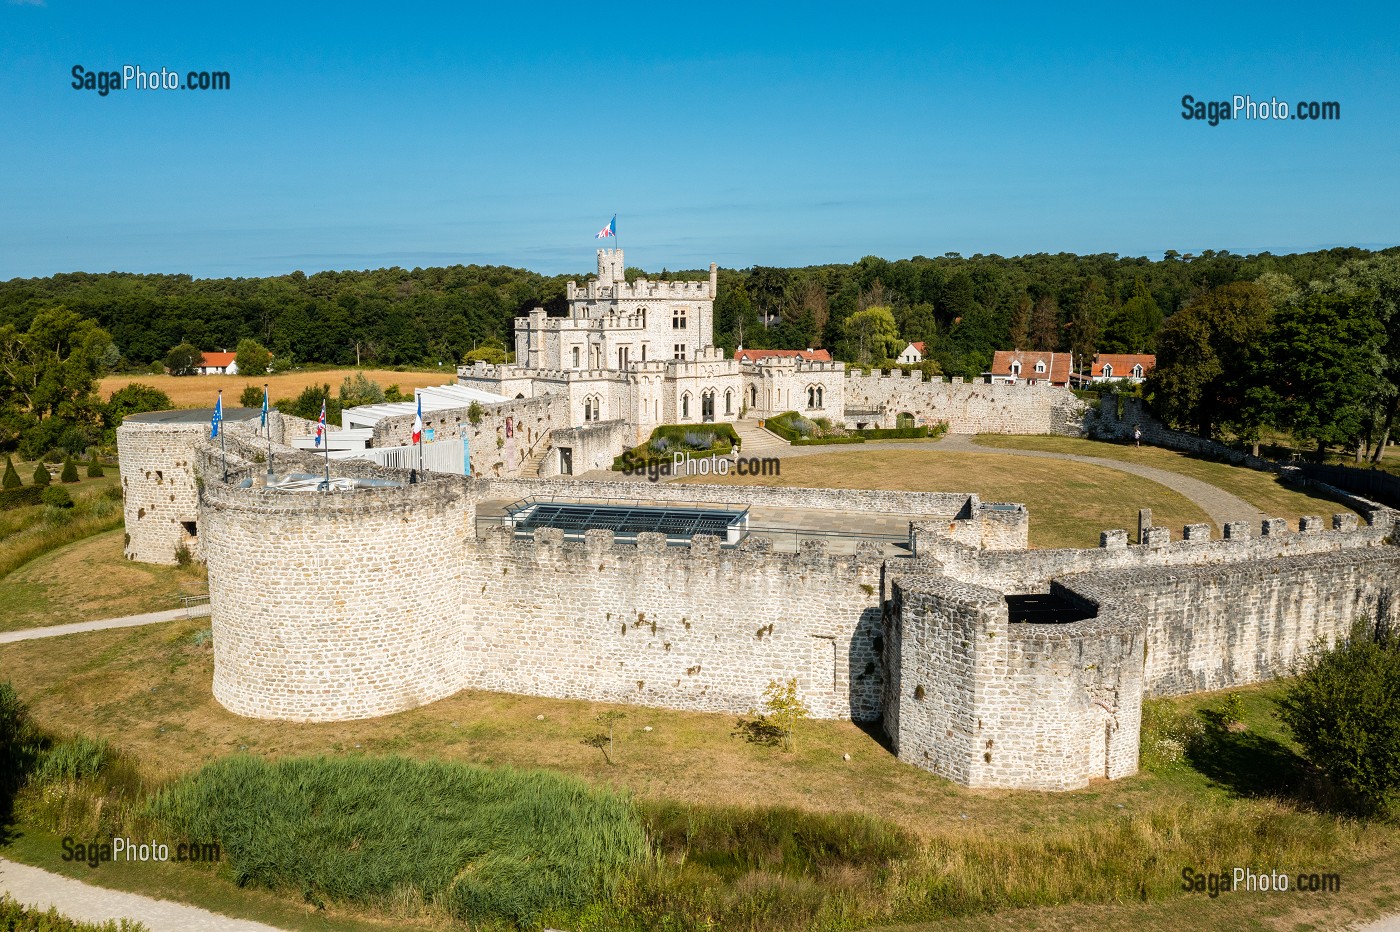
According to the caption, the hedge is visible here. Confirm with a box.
[0,486,44,511]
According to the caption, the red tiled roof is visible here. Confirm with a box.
[909,341,925,353]
[990,350,1071,384]
[199,352,236,368]
[1091,354,1155,378]
[734,348,833,363]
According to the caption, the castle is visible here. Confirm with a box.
[113,249,1400,793]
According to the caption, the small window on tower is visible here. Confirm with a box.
[673,307,687,329]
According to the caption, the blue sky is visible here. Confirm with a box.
[2,1,1397,279]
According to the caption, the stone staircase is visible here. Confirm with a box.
[732,419,789,457]
[518,438,552,477]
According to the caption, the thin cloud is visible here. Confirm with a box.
[8,0,47,7]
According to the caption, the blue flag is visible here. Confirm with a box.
[210,394,223,439]
[260,386,269,428]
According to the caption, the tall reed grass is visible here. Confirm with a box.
[145,754,647,926]
[0,485,123,578]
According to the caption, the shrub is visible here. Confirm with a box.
[33,736,113,786]
[0,681,44,815]
[338,372,385,408]
[174,544,192,567]
[0,894,150,931]
[1278,620,1400,815]
[0,487,43,510]
[238,383,263,408]
[147,755,647,926]
[467,400,484,427]
[41,486,74,509]
[31,462,50,487]
[86,451,105,478]
[2,456,19,490]
[60,456,79,483]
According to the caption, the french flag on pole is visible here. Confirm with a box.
[314,399,327,447]
[412,395,423,444]
[594,215,616,239]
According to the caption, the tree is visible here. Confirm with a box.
[165,343,202,377]
[1029,295,1060,350]
[239,384,263,408]
[338,373,385,408]
[60,456,79,483]
[1,456,18,490]
[760,678,810,751]
[463,341,508,365]
[1279,621,1400,816]
[86,450,104,478]
[1102,281,1162,353]
[1008,294,1031,349]
[582,710,627,765]
[1147,281,1272,439]
[1240,292,1383,459]
[842,306,901,365]
[103,383,173,444]
[31,463,49,486]
[234,338,272,376]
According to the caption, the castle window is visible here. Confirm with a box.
[673,307,687,329]
[673,344,687,361]
[571,346,580,368]
[724,390,732,415]
[681,392,691,419]
[617,346,629,369]
[807,387,816,409]
[639,307,647,328]
[750,384,757,407]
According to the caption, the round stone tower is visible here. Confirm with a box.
[200,476,468,722]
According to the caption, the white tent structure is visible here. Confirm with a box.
[340,383,510,432]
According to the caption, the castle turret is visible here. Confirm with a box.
[709,262,718,298]
[598,248,624,285]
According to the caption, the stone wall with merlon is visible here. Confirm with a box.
[885,573,1144,790]
[201,476,468,722]
[459,528,886,720]
[842,373,1089,435]
[915,517,1394,593]
[1069,548,1400,697]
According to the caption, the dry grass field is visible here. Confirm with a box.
[680,448,1214,549]
[2,621,1397,931]
[99,368,456,408]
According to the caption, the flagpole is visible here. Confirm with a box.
[324,411,331,492]
[264,383,273,477]
[218,390,227,481]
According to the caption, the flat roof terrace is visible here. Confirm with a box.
[480,497,914,556]
[504,496,750,546]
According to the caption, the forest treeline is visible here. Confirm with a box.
[2,245,1399,459]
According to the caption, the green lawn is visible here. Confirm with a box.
[679,447,1212,548]
[973,435,1358,524]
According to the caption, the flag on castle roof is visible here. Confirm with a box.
[411,394,423,444]
[315,399,327,447]
[594,215,616,239]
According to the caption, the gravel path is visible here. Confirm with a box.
[0,857,286,931]
[0,604,208,644]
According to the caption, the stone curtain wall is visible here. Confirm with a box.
[885,574,1144,790]
[916,514,1394,593]
[372,394,569,478]
[460,529,886,720]
[1070,548,1400,698]
[117,420,210,564]
[842,372,1089,436]
[538,420,632,477]
[201,476,469,722]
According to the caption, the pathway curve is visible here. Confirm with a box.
[0,857,286,932]
[936,433,1265,530]
[0,604,209,644]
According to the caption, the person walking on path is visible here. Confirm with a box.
[1133,424,1142,447]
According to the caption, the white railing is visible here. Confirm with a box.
[343,438,468,475]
